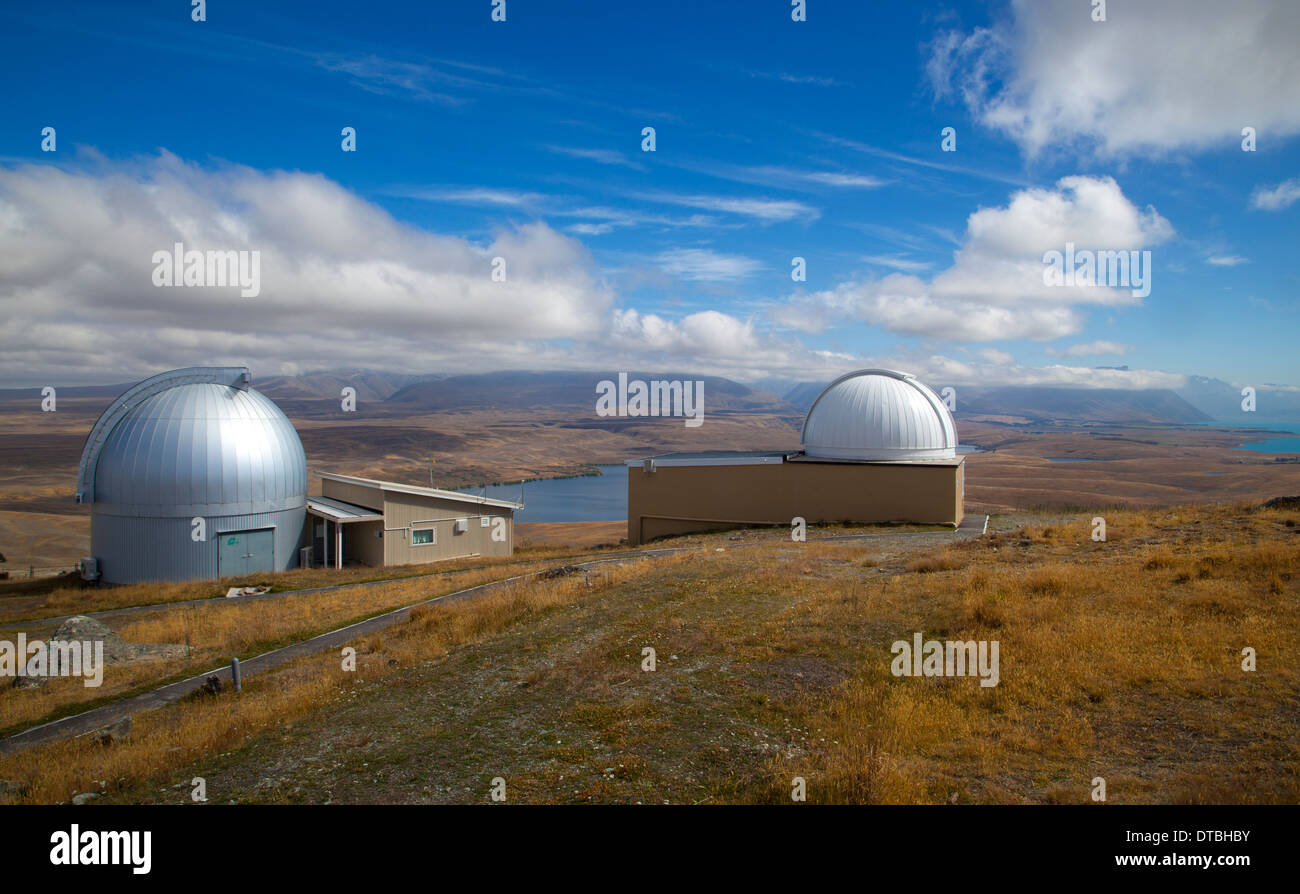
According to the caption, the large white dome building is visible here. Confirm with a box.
[802,369,956,462]
[626,369,966,544]
[77,367,308,584]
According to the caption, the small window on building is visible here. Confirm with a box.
[411,528,435,545]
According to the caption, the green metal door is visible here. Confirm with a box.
[218,529,275,577]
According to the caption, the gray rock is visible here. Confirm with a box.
[51,615,136,663]
[71,792,100,805]
[10,673,45,690]
[91,716,131,747]
[50,615,187,665]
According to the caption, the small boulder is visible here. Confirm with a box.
[71,792,100,805]
[92,716,131,747]
[51,615,137,664]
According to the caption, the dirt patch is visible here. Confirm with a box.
[749,655,848,699]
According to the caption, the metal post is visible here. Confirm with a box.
[336,522,343,569]
[231,657,242,693]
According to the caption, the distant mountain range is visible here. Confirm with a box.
[781,375,1299,425]
[3,368,1295,426]
[780,381,1210,424]
[1173,376,1300,422]
[257,370,791,416]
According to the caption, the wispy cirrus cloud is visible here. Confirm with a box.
[393,187,547,208]
[1045,341,1131,358]
[632,190,819,223]
[861,254,932,273]
[1207,255,1249,267]
[384,188,722,235]
[668,158,888,191]
[544,145,646,170]
[654,248,763,283]
[816,131,1032,188]
[740,68,846,87]
[554,205,717,234]
[1250,177,1300,211]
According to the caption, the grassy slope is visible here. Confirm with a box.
[2,504,1297,804]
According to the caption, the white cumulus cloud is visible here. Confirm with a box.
[776,176,1172,342]
[928,0,1300,157]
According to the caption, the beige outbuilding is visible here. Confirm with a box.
[302,473,520,568]
[626,370,965,545]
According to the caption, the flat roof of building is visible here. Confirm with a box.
[625,451,792,468]
[625,450,965,468]
[786,452,965,467]
[319,472,523,510]
[306,496,384,523]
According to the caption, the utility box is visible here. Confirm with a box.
[80,557,100,581]
[454,517,469,534]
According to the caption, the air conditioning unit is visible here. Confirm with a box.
[80,557,100,581]
[299,547,312,569]
[454,517,469,534]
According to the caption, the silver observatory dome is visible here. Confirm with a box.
[801,369,957,462]
[77,367,307,584]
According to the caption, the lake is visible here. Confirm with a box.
[1192,420,1300,454]
[457,464,628,523]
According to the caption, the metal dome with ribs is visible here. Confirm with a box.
[801,369,956,462]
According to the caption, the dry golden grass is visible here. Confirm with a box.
[905,552,967,574]
[0,557,664,803]
[0,557,585,733]
[750,505,1300,804]
[2,502,1296,805]
[0,545,580,625]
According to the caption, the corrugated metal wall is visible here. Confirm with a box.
[91,506,306,584]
